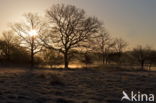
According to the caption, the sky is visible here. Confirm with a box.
[0,0,156,49]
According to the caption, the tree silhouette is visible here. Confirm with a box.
[42,49,63,68]
[147,50,156,70]
[0,39,29,65]
[113,38,127,64]
[11,13,44,67]
[132,45,151,70]
[94,28,113,64]
[114,38,127,53]
[0,30,19,62]
[42,4,101,69]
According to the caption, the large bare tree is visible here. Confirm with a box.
[11,13,44,67]
[43,4,101,69]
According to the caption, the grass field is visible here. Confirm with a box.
[0,67,155,103]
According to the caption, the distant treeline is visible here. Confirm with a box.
[0,4,156,70]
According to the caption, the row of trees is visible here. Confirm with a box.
[0,4,156,70]
[0,4,102,69]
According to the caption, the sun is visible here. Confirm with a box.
[28,29,38,37]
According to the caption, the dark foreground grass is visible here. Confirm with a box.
[0,67,155,103]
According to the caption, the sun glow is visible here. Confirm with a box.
[28,30,38,37]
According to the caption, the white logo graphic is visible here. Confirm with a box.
[121,91,130,101]
[121,91,155,102]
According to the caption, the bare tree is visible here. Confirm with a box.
[79,42,94,68]
[94,28,113,64]
[42,4,101,69]
[42,49,63,68]
[113,38,127,64]
[147,50,156,70]
[1,30,19,45]
[11,13,44,67]
[0,30,19,61]
[132,45,151,70]
[113,38,127,53]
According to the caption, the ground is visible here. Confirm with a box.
[0,67,156,103]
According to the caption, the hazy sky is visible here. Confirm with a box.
[0,0,156,49]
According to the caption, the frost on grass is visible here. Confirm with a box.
[0,68,156,103]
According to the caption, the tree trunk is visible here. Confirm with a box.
[105,57,108,64]
[141,60,144,70]
[118,52,122,64]
[31,48,34,68]
[30,37,34,68]
[64,51,69,69]
[102,54,105,64]
[6,46,10,62]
